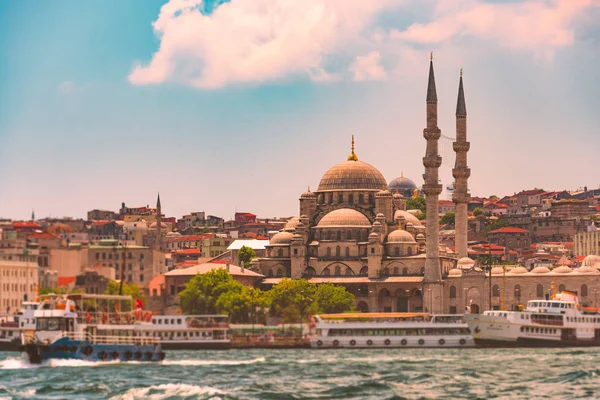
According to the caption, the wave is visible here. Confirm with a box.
[109,383,225,400]
[161,356,265,366]
[0,384,36,397]
[0,357,148,370]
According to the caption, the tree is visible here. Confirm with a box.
[489,195,498,201]
[314,283,355,314]
[178,268,239,315]
[440,212,455,226]
[484,219,512,236]
[105,281,147,311]
[269,279,317,323]
[238,245,257,267]
[406,196,427,219]
[473,207,484,216]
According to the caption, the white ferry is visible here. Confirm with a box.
[136,315,231,349]
[465,291,600,347]
[310,313,474,348]
[0,302,39,351]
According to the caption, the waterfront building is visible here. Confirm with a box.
[0,251,39,314]
[574,229,600,257]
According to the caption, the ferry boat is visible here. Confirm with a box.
[20,294,165,364]
[464,290,600,347]
[310,313,474,348]
[136,315,231,349]
[0,302,39,351]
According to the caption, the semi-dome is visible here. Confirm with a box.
[318,160,387,192]
[317,208,371,228]
[389,173,418,197]
[394,210,422,227]
[553,266,572,274]
[284,216,300,231]
[300,188,316,199]
[448,268,463,277]
[270,231,294,245]
[582,255,600,268]
[457,257,476,269]
[509,266,528,274]
[386,229,416,243]
[531,266,551,274]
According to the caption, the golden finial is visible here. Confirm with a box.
[412,188,419,198]
[347,135,358,161]
[430,51,433,62]
[308,186,311,192]
[460,67,463,77]
[401,171,404,178]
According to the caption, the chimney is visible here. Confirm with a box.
[240,261,245,273]
[226,262,230,272]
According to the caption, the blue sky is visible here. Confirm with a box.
[1,0,599,221]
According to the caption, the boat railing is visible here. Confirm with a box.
[76,311,153,326]
[65,332,160,345]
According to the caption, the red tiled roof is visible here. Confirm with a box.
[174,248,201,255]
[58,277,76,286]
[490,227,529,234]
[256,235,268,240]
[92,220,111,226]
[13,221,41,229]
[518,189,545,196]
[576,256,586,262]
[176,261,198,267]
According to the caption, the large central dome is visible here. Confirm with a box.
[318,160,387,191]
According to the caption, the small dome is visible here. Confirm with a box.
[388,174,418,197]
[372,221,382,227]
[292,234,303,241]
[317,209,371,228]
[582,255,600,268]
[416,233,425,241]
[284,216,300,231]
[165,231,181,238]
[577,265,598,274]
[376,189,392,198]
[531,266,551,274]
[394,210,422,227]
[393,192,404,199]
[509,266,528,274]
[553,266,572,274]
[491,266,504,275]
[386,229,416,243]
[457,257,476,269]
[149,221,168,230]
[318,160,387,192]
[368,232,380,242]
[448,268,463,277]
[300,189,316,199]
[270,231,294,245]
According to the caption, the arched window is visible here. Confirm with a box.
[326,248,331,257]
[318,194,324,204]
[407,247,413,256]
[394,247,400,256]
[334,265,341,275]
[322,268,331,276]
[268,269,274,277]
[345,267,353,275]
[346,230,351,240]
[403,267,408,276]
[278,248,283,257]
[514,284,521,300]
[449,286,457,299]
[359,194,364,204]
[536,284,544,298]
[383,267,390,276]
[559,284,565,293]
[276,268,284,277]
[304,267,316,277]
[493,284,500,297]
[348,194,354,204]
[581,284,588,297]
[345,247,350,257]
[336,246,341,257]
[360,266,368,276]
[368,194,374,204]
[338,193,343,203]
[393,267,399,275]
[337,231,342,240]
[380,288,391,297]
[329,193,333,203]
[357,301,369,313]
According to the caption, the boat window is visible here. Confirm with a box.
[177,319,182,324]
[171,319,175,324]
[165,319,169,325]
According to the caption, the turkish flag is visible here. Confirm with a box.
[135,298,143,309]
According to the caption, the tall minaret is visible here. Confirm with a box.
[422,53,443,312]
[453,69,470,259]
[155,193,162,251]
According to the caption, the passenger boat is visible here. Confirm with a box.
[20,294,165,364]
[0,302,39,351]
[310,313,474,348]
[136,315,231,349]
[464,290,600,347]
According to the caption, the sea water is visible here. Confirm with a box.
[1,348,600,399]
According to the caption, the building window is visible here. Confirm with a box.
[514,285,521,301]
[335,246,340,257]
[449,286,457,299]
[403,267,408,276]
[394,248,399,257]
[334,266,341,275]
[338,194,343,203]
[345,267,352,276]
[140,274,144,282]
[359,194,364,204]
[493,285,500,297]
[276,268,283,277]
[345,247,350,257]
[536,284,544,298]
[348,194,354,204]
[581,284,588,297]
[360,266,368,276]
[326,248,331,257]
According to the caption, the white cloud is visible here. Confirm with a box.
[129,0,398,88]
[350,51,386,81]
[58,81,76,94]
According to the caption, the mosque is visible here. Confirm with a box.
[252,56,600,314]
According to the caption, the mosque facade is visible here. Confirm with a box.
[251,56,600,314]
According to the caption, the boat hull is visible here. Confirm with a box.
[0,338,21,352]
[21,337,165,364]
[311,335,474,349]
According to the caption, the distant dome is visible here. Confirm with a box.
[284,217,300,231]
[149,221,168,230]
[386,229,416,243]
[389,174,418,197]
[577,265,598,274]
[509,266,528,274]
[457,257,476,270]
[416,234,425,241]
[393,192,404,199]
[531,266,551,274]
[582,255,600,268]
[270,231,294,245]
[448,268,463,277]
[553,266,572,274]
[394,210,422,227]
[317,209,371,228]
[165,232,181,238]
[318,159,387,192]
[491,267,504,275]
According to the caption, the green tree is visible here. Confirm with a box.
[489,195,498,201]
[473,207,483,216]
[406,196,427,219]
[178,268,239,315]
[269,279,317,323]
[484,219,512,236]
[216,286,271,324]
[440,212,455,226]
[105,281,147,310]
[238,245,257,267]
[314,283,355,314]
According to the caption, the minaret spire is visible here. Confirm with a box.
[422,54,443,313]
[154,192,162,251]
[453,69,470,259]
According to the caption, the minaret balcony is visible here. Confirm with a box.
[452,168,471,179]
[423,128,441,140]
[422,156,442,168]
[452,193,471,203]
[452,142,470,152]
[422,183,442,196]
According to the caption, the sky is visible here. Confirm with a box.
[1,0,599,221]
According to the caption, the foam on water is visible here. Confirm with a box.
[161,356,265,366]
[0,384,36,397]
[109,383,225,400]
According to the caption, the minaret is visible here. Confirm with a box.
[422,53,443,312]
[453,69,470,259]
[155,193,162,251]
